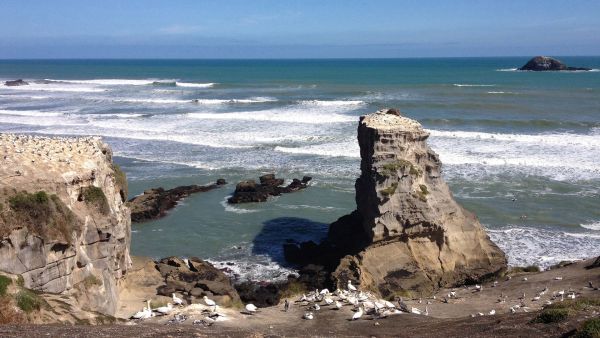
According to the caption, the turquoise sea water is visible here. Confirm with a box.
[1,58,599,280]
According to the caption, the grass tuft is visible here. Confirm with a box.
[533,308,570,323]
[576,318,600,338]
[83,275,102,288]
[381,183,398,197]
[112,164,128,202]
[81,186,110,214]
[279,280,308,299]
[0,275,12,296]
[511,265,541,273]
[16,289,42,313]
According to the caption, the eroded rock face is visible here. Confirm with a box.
[0,134,131,315]
[334,109,507,295]
[519,56,591,71]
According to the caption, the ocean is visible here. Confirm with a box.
[1,57,599,281]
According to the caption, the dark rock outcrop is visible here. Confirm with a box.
[228,174,311,204]
[4,79,28,86]
[128,179,226,222]
[519,56,591,71]
[155,256,240,305]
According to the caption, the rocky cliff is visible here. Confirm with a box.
[296,109,507,296]
[519,56,591,71]
[0,134,131,315]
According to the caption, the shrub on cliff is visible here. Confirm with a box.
[80,186,110,214]
[0,275,12,296]
[5,191,78,243]
[112,164,128,202]
[534,308,570,323]
[576,318,600,338]
[16,289,42,313]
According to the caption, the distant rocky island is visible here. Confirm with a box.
[519,56,592,71]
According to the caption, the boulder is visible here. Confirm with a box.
[519,56,591,71]
[128,179,226,222]
[154,256,240,305]
[4,79,28,86]
[228,174,311,204]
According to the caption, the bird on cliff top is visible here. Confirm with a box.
[172,293,184,306]
[347,280,357,292]
[284,299,290,312]
[203,296,217,311]
[245,303,258,313]
[352,305,364,320]
[303,311,314,320]
[335,300,343,310]
[154,303,173,315]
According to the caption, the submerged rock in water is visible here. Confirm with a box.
[228,174,311,204]
[287,109,507,296]
[4,79,29,86]
[519,56,591,71]
[128,179,226,222]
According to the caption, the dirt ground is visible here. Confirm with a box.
[1,258,598,337]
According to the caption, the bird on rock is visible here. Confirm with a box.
[245,303,258,313]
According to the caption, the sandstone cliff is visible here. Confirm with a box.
[0,134,131,315]
[338,109,506,294]
[287,109,507,296]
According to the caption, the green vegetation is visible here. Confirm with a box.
[419,184,429,195]
[279,280,308,299]
[112,164,128,202]
[16,275,24,287]
[83,275,102,288]
[534,308,570,323]
[16,289,42,313]
[385,289,413,301]
[510,265,541,273]
[545,298,600,311]
[0,275,12,296]
[381,183,398,197]
[576,318,600,338]
[381,159,421,177]
[81,186,110,214]
[6,191,77,243]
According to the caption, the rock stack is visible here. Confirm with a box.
[288,109,507,296]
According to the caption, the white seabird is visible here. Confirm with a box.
[155,303,173,315]
[352,306,364,320]
[347,280,357,292]
[303,311,314,320]
[203,295,217,310]
[172,293,184,306]
[245,303,258,313]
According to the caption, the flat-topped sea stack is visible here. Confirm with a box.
[0,134,131,315]
[330,109,507,295]
[519,56,592,71]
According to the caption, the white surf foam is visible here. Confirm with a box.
[219,197,260,214]
[487,226,600,269]
[428,129,600,148]
[113,98,190,104]
[193,97,277,104]
[298,100,366,106]
[0,109,64,117]
[176,82,215,88]
[496,68,518,72]
[275,141,360,158]
[187,109,356,124]
[46,79,165,86]
[453,84,496,87]
[487,91,518,95]
[4,83,106,93]
[581,222,600,231]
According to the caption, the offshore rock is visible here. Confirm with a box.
[292,109,507,296]
[128,179,226,222]
[228,174,311,204]
[0,134,131,315]
[519,56,591,71]
[4,79,29,86]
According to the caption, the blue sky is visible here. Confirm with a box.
[1,0,599,58]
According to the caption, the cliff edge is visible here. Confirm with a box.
[0,134,131,315]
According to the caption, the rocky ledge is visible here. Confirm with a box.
[286,109,507,296]
[228,174,311,204]
[0,134,131,315]
[128,179,226,223]
[519,56,592,71]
